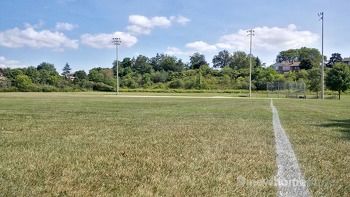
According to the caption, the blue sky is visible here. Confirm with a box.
[0,0,349,72]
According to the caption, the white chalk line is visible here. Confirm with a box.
[271,99,310,196]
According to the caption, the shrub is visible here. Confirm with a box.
[93,82,115,91]
[169,79,184,89]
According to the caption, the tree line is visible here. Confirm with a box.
[0,48,349,98]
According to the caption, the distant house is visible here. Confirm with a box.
[65,74,76,81]
[342,57,350,65]
[273,61,301,73]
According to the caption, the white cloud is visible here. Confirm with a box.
[0,56,22,68]
[170,16,190,25]
[127,25,152,35]
[170,24,319,65]
[217,24,319,51]
[165,47,191,56]
[186,41,217,52]
[81,31,137,48]
[0,25,78,50]
[127,15,171,35]
[127,15,189,35]
[55,22,77,31]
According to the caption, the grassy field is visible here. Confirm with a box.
[1,92,349,196]
[0,92,275,196]
[274,98,350,196]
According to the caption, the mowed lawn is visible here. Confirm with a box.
[274,97,350,196]
[0,93,275,196]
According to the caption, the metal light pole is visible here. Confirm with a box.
[112,37,121,95]
[318,12,324,100]
[247,29,255,98]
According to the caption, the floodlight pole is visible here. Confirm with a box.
[112,37,121,95]
[319,12,324,100]
[247,29,255,98]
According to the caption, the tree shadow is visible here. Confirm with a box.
[320,119,350,140]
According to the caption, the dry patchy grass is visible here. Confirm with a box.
[0,92,275,196]
[274,97,350,196]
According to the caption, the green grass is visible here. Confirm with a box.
[0,92,275,196]
[274,97,350,196]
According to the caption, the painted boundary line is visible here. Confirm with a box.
[270,99,310,197]
[109,95,285,100]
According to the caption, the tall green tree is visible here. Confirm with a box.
[133,55,153,74]
[159,55,183,72]
[326,53,342,68]
[37,62,58,75]
[62,63,71,77]
[36,62,60,85]
[276,49,299,63]
[190,53,207,69]
[73,70,88,82]
[25,66,40,83]
[213,50,232,68]
[307,68,321,98]
[299,59,313,70]
[229,51,249,70]
[325,63,350,99]
[255,57,262,68]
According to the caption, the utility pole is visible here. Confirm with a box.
[112,37,121,95]
[247,29,255,98]
[318,12,324,100]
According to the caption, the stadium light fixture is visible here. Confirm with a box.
[112,37,122,95]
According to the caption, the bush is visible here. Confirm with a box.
[169,79,184,89]
[184,80,195,89]
[41,85,59,92]
[15,74,34,91]
[93,82,115,91]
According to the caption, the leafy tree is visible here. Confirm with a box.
[307,68,321,98]
[276,47,322,70]
[37,62,58,75]
[15,74,33,91]
[150,53,162,71]
[252,67,279,90]
[325,63,350,99]
[160,55,183,72]
[36,62,60,85]
[142,73,152,87]
[88,67,116,87]
[62,63,71,77]
[230,51,249,70]
[255,57,262,68]
[113,57,134,77]
[213,50,232,68]
[151,71,168,83]
[298,47,322,68]
[133,55,153,74]
[3,68,24,81]
[73,70,88,82]
[25,66,40,83]
[326,53,342,68]
[299,59,313,70]
[276,49,299,63]
[190,53,207,69]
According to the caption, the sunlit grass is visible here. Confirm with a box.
[0,92,275,196]
[274,96,350,196]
